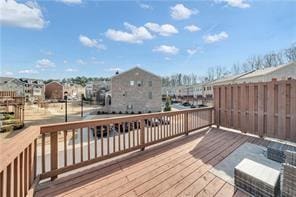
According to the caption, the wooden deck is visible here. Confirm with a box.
[35,127,271,197]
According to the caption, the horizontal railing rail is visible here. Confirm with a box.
[0,107,214,196]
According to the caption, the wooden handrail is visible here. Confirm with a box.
[40,107,214,133]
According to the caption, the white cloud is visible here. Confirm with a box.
[139,3,152,10]
[79,35,106,50]
[218,0,250,8]
[0,0,47,29]
[187,47,201,55]
[60,0,82,4]
[65,68,78,72]
[106,22,154,44]
[105,67,123,72]
[63,60,68,64]
[145,23,178,36]
[170,4,198,20]
[36,59,56,68]
[153,45,179,55]
[184,25,201,32]
[2,71,13,76]
[165,57,171,61]
[203,31,229,43]
[18,69,39,74]
[76,59,86,65]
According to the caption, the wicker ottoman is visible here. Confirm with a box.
[234,159,280,197]
[267,142,296,163]
[282,164,296,197]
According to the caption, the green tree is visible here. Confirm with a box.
[164,96,171,111]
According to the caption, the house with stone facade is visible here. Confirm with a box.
[105,67,161,113]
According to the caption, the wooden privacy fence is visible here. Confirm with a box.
[0,107,213,196]
[214,79,296,142]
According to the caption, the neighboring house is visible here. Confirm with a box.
[105,67,161,113]
[234,62,296,83]
[63,83,85,100]
[85,80,110,104]
[18,78,45,102]
[45,81,64,100]
[0,77,25,97]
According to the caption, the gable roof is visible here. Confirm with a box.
[45,81,63,87]
[111,67,160,79]
[239,62,296,79]
[209,71,254,85]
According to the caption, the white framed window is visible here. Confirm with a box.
[130,81,134,86]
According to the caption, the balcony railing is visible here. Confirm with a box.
[0,107,214,196]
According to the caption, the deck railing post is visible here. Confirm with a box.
[140,119,145,151]
[50,131,58,180]
[184,111,188,135]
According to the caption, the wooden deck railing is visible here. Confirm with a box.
[0,126,40,197]
[0,91,16,98]
[0,107,213,196]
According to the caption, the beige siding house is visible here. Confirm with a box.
[106,67,161,113]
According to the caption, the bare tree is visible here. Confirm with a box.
[284,44,296,62]
[232,63,241,74]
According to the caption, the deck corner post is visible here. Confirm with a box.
[140,119,145,151]
[50,131,58,181]
[185,111,189,135]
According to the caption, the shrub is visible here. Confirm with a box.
[164,96,172,111]
[138,111,142,114]
[131,111,134,114]
[112,111,115,114]
[119,111,122,114]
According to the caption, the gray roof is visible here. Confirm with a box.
[209,71,254,85]
[239,62,296,79]
[0,77,15,84]
[112,67,160,79]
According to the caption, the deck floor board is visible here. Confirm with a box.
[35,128,268,197]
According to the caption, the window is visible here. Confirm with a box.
[130,81,134,86]
[127,104,133,110]
[137,81,143,87]
[149,92,152,99]
[149,81,152,87]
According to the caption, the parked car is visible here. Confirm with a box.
[145,118,161,127]
[190,104,197,108]
[91,125,108,137]
[198,104,208,108]
[182,102,191,107]
[114,121,140,132]
[158,116,170,125]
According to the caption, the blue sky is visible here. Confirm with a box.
[1,0,295,79]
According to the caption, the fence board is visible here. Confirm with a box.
[214,79,295,142]
[290,80,296,141]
